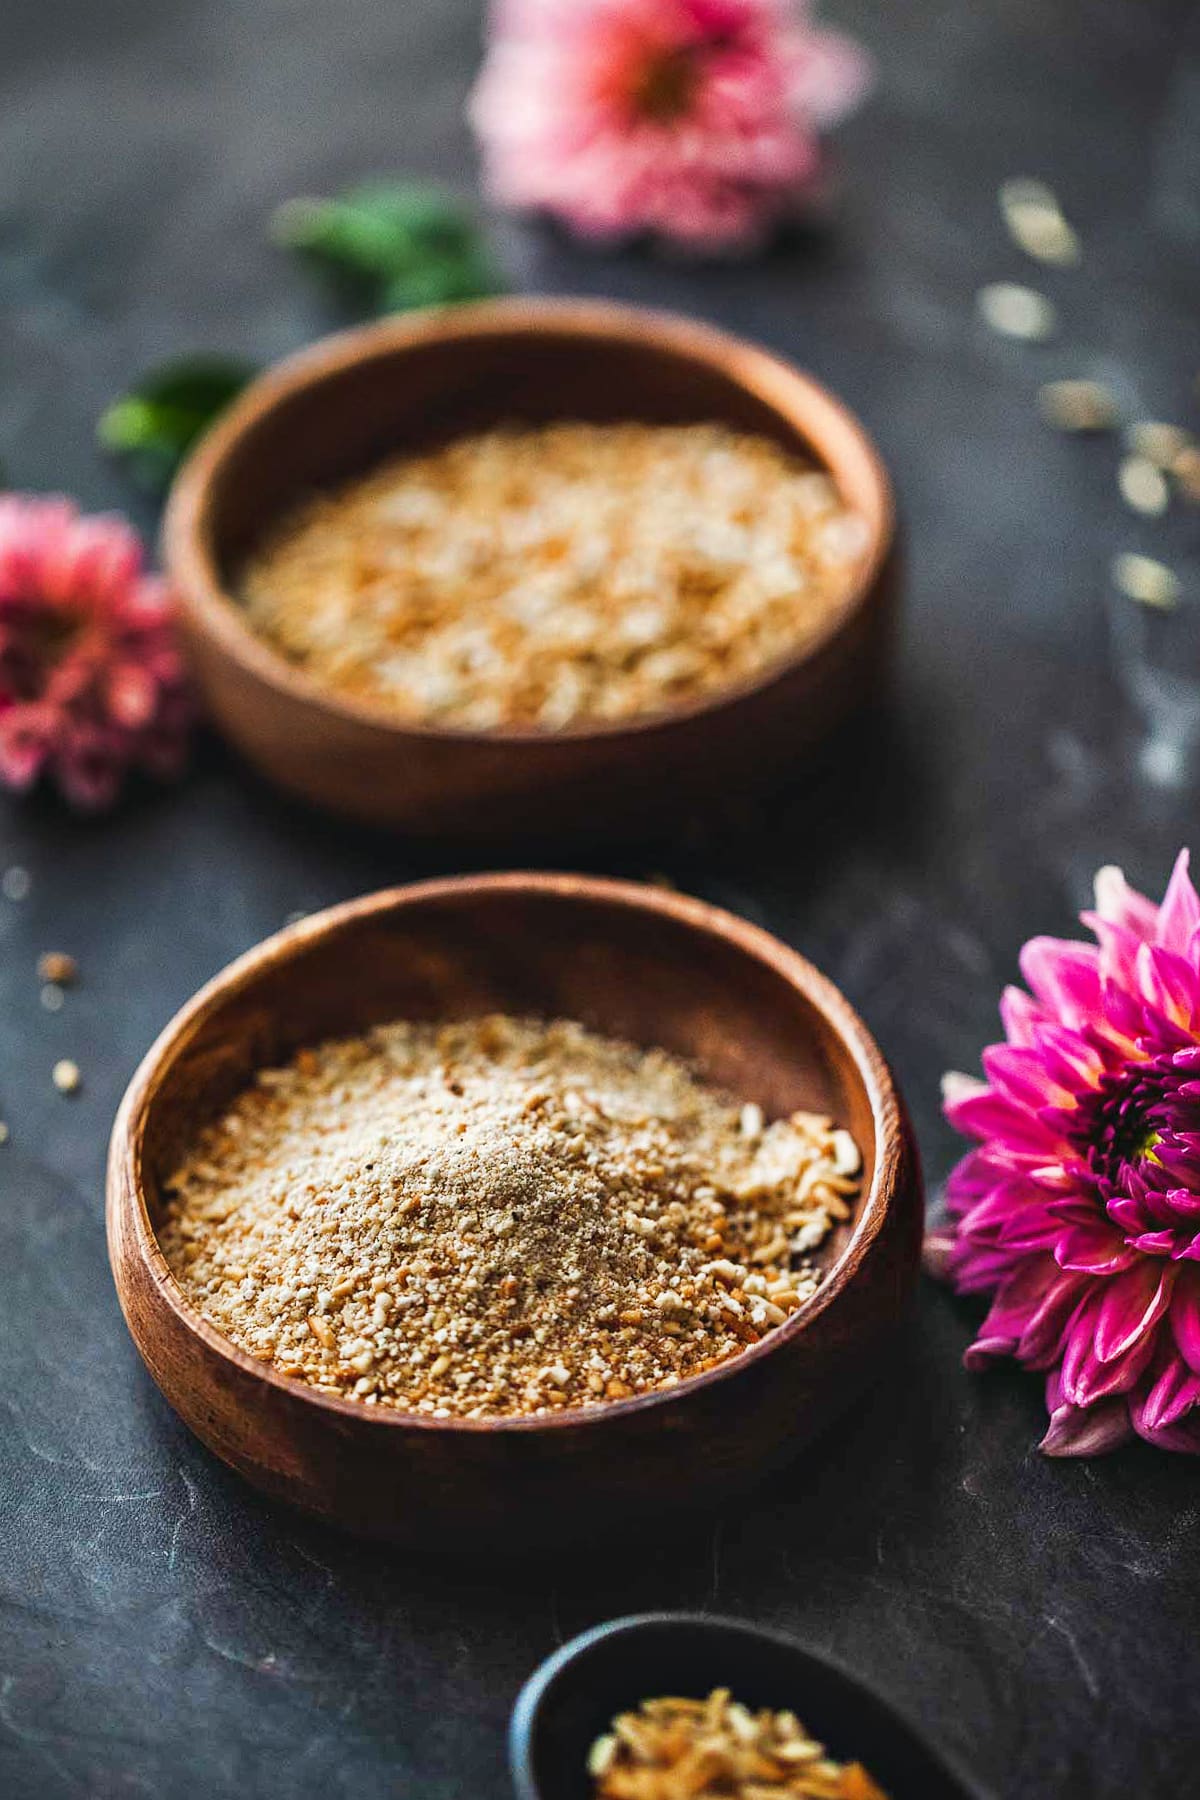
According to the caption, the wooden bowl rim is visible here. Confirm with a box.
[163,296,895,746]
[109,871,906,1436]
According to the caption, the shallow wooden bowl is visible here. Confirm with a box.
[107,873,921,1550]
[163,298,897,840]
[510,1615,982,1800]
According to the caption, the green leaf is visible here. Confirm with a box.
[98,355,256,495]
[271,180,504,314]
[380,250,505,314]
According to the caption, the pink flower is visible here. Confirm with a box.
[0,495,193,811]
[927,853,1200,1457]
[470,0,873,251]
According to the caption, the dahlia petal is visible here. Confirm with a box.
[999,984,1045,1048]
[946,1089,1061,1155]
[1135,943,1200,1029]
[1054,1220,1137,1277]
[1026,1162,1080,1192]
[1038,1103,1087,1141]
[1132,1412,1200,1452]
[1019,937,1102,1028]
[1129,1229,1183,1256]
[1131,1354,1200,1435]
[62,514,143,608]
[1154,849,1200,954]
[120,574,174,629]
[964,1330,1021,1369]
[1084,913,1151,991]
[1126,1339,1200,1453]
[970,1257,1060,1341]
[0,708,53,790]
[940,1069,986,1111]
[1144,1143,1200,1187]
[1039,1394,1135,1457]
[944,1229,1026,1293]
[957,1186,1033,1242]
[785,27,873,129]
[1015,1269,1091,1368]
[106,661,158,730]
[943,1145,1006,1209]
[1027,1021,1103,1092]
[994,1198,1066,1254]
[982,1043,1072,1110]
[1095,980,1147,1047]
[1065,1326,1158,1404]
[1093,1263,1175,1363]
[1091,864,1158,940]
[1170,1274,1200,1373]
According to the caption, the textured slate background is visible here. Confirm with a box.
[2,2,1199,1795]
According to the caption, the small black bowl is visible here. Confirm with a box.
[509,1613,983,1800]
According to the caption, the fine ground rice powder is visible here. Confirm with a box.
[159,1015,862,1418]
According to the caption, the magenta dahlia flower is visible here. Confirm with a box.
[927,854,1200,1456]
[0,494,192,811]
[469,0,873,251]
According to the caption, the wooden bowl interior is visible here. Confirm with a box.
[201,324,884,581]
[136,888,878,1281]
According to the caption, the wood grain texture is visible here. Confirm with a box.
[162,299,897,840]
[106,873,922,1550]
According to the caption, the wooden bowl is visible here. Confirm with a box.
[106,873,921,1550]
[510,1614,983,1800]
[163,298,897,840]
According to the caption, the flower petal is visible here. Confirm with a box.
[786,26,874,129]
[1015,1269,1091,1368]
[1134,942,1200,1030]
[1019,937,1102,1029]
[1170,1270,1200,1374]
[1093,1262,1175,1363]
[946,1088,1062,1156]
[1040,1393,1134,1457]
[1133,1353,1200,1432]
[999,984,1046,1048]
[0,707,52,790]
[1092,863,1159,939]
[965,1258,1067,1368]
[982,1043,1072,1110]
[1154,848,1200,955]
[1054,1219,1137,1277]
[940,1069,986,1111]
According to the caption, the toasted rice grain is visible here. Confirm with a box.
[240,423,868,731]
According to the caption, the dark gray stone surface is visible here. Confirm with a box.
[1,2,1198,1795]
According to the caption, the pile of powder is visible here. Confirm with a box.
[158,1015,862,1418]
[239,422,870,731]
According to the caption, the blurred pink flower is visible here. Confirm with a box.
[0,495,192,811]
[927,853,1200,1457]
[470,0,873,251]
